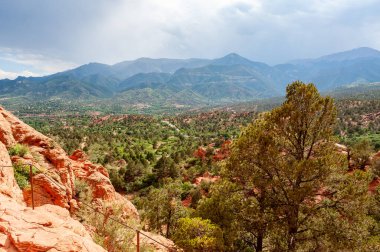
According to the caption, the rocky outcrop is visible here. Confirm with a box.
[193,171,220,186]
[373,150,380,160]
[213,140,231,161]
[0,142,23,203]
[138,231,177,252]
[369,151,380,193]
[0,108,106,251]
[0,194,105,252]
[0,107,75,209]
[0,106,175,251]
[0,106,138,219]
[69,150,139,219]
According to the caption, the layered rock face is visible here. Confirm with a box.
[0,106,179,251]
[0,106,138,251]
[0,141,23,203]
[0,107,75,208]
[0,194,105,252]
[0,108,106,251]
[69,149,139,219]
[0,106,138,218]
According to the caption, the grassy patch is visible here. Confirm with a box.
[13,163,40,189]
[8,144,29,157]
[13,163,30,189]
[349,133,380,150]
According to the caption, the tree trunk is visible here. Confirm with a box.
[287,227,297,252]
[166,208,172,238]
[166,221,170,238]
[256,193,266,252]
[287,208,299,252]
[256,232,263,252]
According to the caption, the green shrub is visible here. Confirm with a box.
[77,195,150,251]
[9,144,29,157]
[13,163,41,189]
[173,217,224,251]
[74,179,90,200]
[200,180,212,193]
[13,163,30,189]
[181,182,194,200]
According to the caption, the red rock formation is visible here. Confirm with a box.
[369,179,380,193]
[137,231,177,252]
[0,110,106,251]
[369,151,380,193]
[69,149,88,162]
[0,106,75,208]
[0,106,138,219]
[69,149,139,219]
[193,147,207,160]
[213,140,231,161]
[0,106,176,251]
[194,140,232,162]
[193,171,220,186]
[182,195,192,207]
[0,142,23,203]
[373,150,380,159]
[0,194,105,252]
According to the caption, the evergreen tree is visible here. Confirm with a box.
[153,155,179,181]
[139,180,189,238]
[200,81,372,251]
[173,217,224,251]
[349,139,374,169]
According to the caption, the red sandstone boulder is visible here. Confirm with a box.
[193,171,220,186]
[0,142,23,203]
[137,231,178,252]
[70,149,89,162]
[69,150,139,219]
[0,194,105,252]
[193,147,207,160]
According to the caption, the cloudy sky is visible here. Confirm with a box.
[0,0,380,79]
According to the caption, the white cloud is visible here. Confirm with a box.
[74,0,265,62]
[67,0,379,64]
[0,68,39,80]
[0,47,77,76]
[1,0,380,66]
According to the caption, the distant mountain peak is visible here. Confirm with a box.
[212,53,254,66]
[135,57,155,62]
[351,46,380,53]
[224,52,244,58]
[318,47,380,62]
[219,52,248,60]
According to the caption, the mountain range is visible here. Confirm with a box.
[1,47,380,108]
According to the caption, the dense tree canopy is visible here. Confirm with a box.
[18,80,380,251]
[198,81,373,251]
[173,217,224,251]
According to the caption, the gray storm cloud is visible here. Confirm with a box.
[0,0,380,77]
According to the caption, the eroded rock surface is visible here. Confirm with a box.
[0,106,174,251]
[0,142,23,203]
[0,106,138,219]
[69,149,139,219]
[138,231,178,252]
[0,194,105,252]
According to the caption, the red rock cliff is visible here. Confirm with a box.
[0,108,106,251]
[0,106,179,251]
[0,106,138,219]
